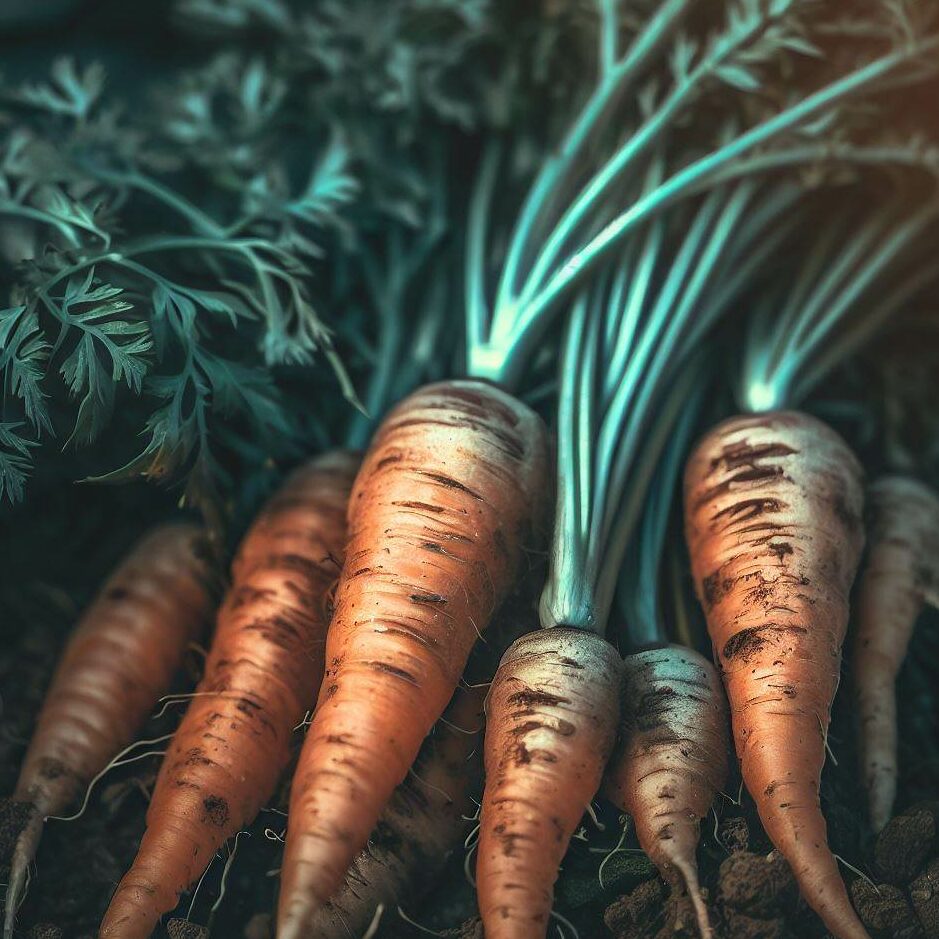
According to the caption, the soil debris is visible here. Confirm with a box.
[166,919,209,939]
[909,858,939,938]
[441,918,483,939]
[875,803,939,885]
[850,879,923,939]
[27,926,64,939]
[716,850,798,919]
[604,878,668,938]
[0,798,33,862]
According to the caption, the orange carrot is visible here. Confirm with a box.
[276,380,550,939]
[309,681,487,938]
[853,475,939,832]
[309,600,538,939]
[684,410,868,939]
[603,645,728,939]
[4,524,217,939]
[476,628,622,939]
[100,451,357,939]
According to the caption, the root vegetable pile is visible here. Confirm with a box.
[4,1,939,936]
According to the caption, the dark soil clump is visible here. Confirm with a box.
[165,920,208,939]
[0,800,33,861]
[716,851,798,919]
[876,804,939,885]
[909,859,939,937]
[850,880,923,939]
[604,879,668,937]
[26,927,63,939]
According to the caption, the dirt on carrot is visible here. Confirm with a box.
[100,452,357,939]
[684,410,868,939]
[603,645,729,939]
[476,627,622,939]
[277,379,550,939]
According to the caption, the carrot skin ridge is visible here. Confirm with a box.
[853,475,939,832]
[684,410,870,939]
[603,644,728,939]
[309,593,539,938]
[277,380,550,939]
[308,680,487,938]
[477,628,622,939]
[99,452,358,939]
[5,523,218,939]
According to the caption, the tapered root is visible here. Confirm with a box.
[276,381,550,938]
[100,454,357,939]
[5,524,217,939]
[854,476,939,832]
[604,645,728,939]
[685,410,869,939]
[477,628,622,939]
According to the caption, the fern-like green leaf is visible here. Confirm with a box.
[0,422,38,503]
[13,57,105,120]
[0,305,52,433]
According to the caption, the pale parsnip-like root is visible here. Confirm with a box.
[277,380,550,939]
[603,645,728,939]
[854,475,939,833]
[5,524,218,939]
[684,410,869,939]
[477,628,622,939]
[100,452,357,939]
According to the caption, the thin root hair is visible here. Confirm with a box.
[464,840,478,888]
[210,831,250,916]
[834,853,878,892]
[396,905,445,936]
[550,907,581,939]
[585,802,605,831]
[597,814,632,890]
[362,904,385,939]
[49,736,174,822]
[408,767,455,803]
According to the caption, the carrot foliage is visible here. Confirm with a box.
[464,0,939,390]
[0,0,572,509]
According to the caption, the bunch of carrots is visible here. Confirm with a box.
[5,2,939,939]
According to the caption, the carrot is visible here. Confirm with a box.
[853,475,939,833]
[4,523,217,939]
[476,628,621,938]
[276,379,550,938]
[309,597,537,939]
[100,451,357,939]
[603,645,728,939]
[684,410,868,939]
[309,681,487,938]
